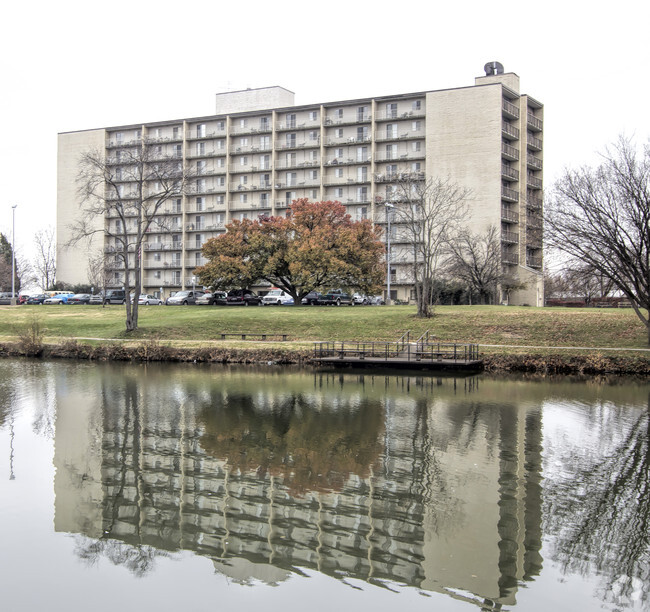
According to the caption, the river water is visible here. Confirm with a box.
[0,359,648,612]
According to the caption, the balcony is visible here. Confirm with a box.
[527,173,543,189]
[527,255,543,268]
[324,113,371,126]
[276,118,320,131]
[502,122,520,141]
[501,164,519,182]
[501,142,519,161]
[375,128,423,142]
[527,114,543,132]
[501,207,519,223]
[275,140,317,151]
[501,186,519,202]
[527,193,543,210]
[527,134,543,151]
[502,99,520,120]
[501,251,519,265]
[527,155,543,171]
[326,135,371,146]
[501,230,519,244]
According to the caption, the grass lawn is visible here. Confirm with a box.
[0,303,648,352]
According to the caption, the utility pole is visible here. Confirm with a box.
[11,205,17,306]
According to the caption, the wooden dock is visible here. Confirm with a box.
[312,331,483,373]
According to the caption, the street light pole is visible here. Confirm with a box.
[11,205,17,306]
[384,202,394,306]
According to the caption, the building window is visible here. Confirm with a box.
[412,120,422,131]
[357,106,369,121]
[287,172,297,186]
[172,127,180,139]
[260,117,269,130]
[357,146,368,162]
[308,110,318,121]
[216,158,225,168]
[260,154,270,170]
[154,253,161,262]
[240,137,248,146]
[309,130,319,141]
[240,175,248,185]
[197,124,206,138]
[174,144,182,158]
[240,194,247,203]
[386,103,398,119]
[196,197,204,211]
[335,128,343,138]
[240,156,248,166]
[334,188,343,198]
[239,119,247,128]
[286,113,296,128]
[216,177,225,187]
[216,120,225,131]
[196,160,206,175]
[412,141,421,152]
[310,189,318,199]
[196,142,204,156]
[335,108,343,119]
[173,198,182,213]
[412,100,421,111]
[335,168,343,178]
[216,139,225,150]
[309,169,318,180]
[358,167,367,182]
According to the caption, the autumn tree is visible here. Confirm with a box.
[445,225,504,304]
[70,143,192,331]
[383,176,469,317]
[545,137,650,343]
[195,199,385,304]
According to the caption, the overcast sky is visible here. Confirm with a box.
[1,0,648,265]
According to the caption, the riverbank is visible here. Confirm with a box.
[0,304,648,375]
[1,337,648,375]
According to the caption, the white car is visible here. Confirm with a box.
[137,294,163,305]
[262,289,294,305]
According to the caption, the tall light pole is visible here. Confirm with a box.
[384,202,394,305]
[11,205,17,306]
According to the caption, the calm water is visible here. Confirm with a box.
[0,359,648,612]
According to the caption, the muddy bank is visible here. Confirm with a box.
[1,339,648,376]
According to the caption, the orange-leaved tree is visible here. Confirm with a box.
[195,199,385,304]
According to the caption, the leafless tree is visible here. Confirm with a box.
[445,225,504,304]
[33,225,56,290]
[383,176,469,317]
[69,142,192,331]
[545,137,650,344]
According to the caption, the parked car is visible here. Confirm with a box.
[0,292,18,305]
[67,293,92,305]
[262,289,294,305]
[18,295,30,305]
[196,291,228,305]
[26,294,49,305]
[367,295,385,305]
[318,290,353,306]
[88,294,104,305]
[104,290,127,305]
[44,293,75,305]
[352,293,369,305]
[137,294,163,305]
[225,289,262,306]
[301,291,322,305]
[166,290,205,305]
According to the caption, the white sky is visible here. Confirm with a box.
[1,0,649,265]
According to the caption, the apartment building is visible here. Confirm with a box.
[57,62,544,304]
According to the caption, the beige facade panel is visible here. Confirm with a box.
[57,129,105,286]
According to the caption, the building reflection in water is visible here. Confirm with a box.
[53,365,543,608]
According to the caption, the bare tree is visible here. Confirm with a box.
[445,225,503,304]
[86,252,111,299]
[545,137,650,343]
[33,226,56,290]
[384,176,469,317]
[70,142,191,331]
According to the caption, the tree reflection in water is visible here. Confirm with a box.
[543,394,650,607]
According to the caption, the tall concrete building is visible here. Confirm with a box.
[57,62,544,304]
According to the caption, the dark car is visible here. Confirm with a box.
[225,289,262,306]
[301,291,322,305]
[196,291,228,305]
[67,293,92,305]
[318,289,353,306]
[26,294,49,305]
[104,290,127,305]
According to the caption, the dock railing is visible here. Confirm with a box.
[313,332,479,363]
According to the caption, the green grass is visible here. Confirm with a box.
[1,303,648,351]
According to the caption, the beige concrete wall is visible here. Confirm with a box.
[215,86,294,115]
[509,266,544,306]
[425,85,503,232]
[56,130,105,286]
